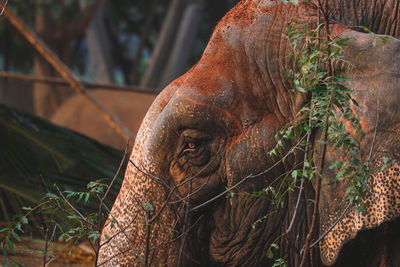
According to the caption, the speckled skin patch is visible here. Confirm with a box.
[320,163,400,265]
[98,89,180,266]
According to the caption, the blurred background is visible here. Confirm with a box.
[0,0,238,149]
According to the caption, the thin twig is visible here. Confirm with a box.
[99,211,138,249]
[0,71,158,95]
[149,215,204,250]
[300,3,332,265]
[99,139,130,210]
[286,101,314,235]
[368,100,380,164]
[190,135,307,212]
[43,225,57,266]
[95,140,130,265]
[309,202,350,248]
[177,171,193,266]
[54,184,97,229]
[0,0,7,16]
[144,209,151,267]
[328,0,345,18]
[99,202,145,265]
[144,157,214,224]
[302,101,380,253]
[42,225,49,267]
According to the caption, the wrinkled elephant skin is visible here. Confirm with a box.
[99,1,400,266]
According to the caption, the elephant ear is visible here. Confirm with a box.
[317,29,400,265]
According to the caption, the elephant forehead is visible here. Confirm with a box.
[167,89,244,134]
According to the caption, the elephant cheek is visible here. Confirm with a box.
[169,161,224,204]
[319,162,400,266]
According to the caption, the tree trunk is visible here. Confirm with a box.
[130,0,158,84]
[0,22,34,113]
[33,10,72,118]
[160,0,204,87]
[140,0,186,89]
[80,0,115,84]
[32,0,101,118]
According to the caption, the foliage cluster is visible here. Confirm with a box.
[1,179,112,266]
[251,1,382,265]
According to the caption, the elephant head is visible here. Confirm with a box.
[98,1,400,266]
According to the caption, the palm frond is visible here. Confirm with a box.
[0,104,125,221]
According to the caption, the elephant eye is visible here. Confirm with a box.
[182,140,201,154]
[176,129,211,158]
[187,142,197,150]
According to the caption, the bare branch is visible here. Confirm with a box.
[190,134,307,212]
[0,0,7,16]
[149,215,204,251]
[95,140,130,264]
[0,71,158,94]
[368,100,380,164]
[286,101,314,234]
[99,140,130,228]
[329,0,345,18]
[54,184,97,229]
[99,202,145,265]
[0,4,134,141]
[310,202,350,248]
[99,212,138,249]
[300,4,333,265]
[144,209,151,267]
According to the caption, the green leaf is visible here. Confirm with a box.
[144,202,154,211]
[336,37,349,46]
[267,248,274,259]
[329,161,340,169]
[380,36,388,45]
[270,243,279,249]
[291,170,298,182]
[336,170,346,180]
[6,238,14,254]
[12,231,21,242]
[21,216,28,225]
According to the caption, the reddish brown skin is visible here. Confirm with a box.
[99,1,400,266]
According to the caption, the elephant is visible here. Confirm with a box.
[98,0,400,266]
[51,89,156,149]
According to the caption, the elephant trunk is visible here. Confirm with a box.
[97,159,179,266]
[98,91,181,266]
